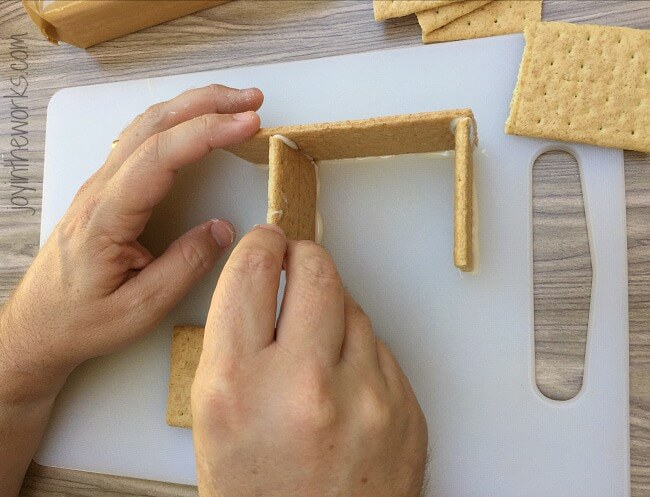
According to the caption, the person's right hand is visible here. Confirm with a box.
[192,225,428,497]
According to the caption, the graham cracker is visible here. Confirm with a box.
[422,1,542,44]
[268,137,318,241]
[226,110,474,164]
[505,21,650,153]
[417,0,492,35]
[227,109,478,272]
[454,118,473,271]
[373,0,462,21]
[166,325,204,429]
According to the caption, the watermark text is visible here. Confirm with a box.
[4,33,35,215]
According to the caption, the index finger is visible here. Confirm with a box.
[88,110,260,242]
[70,85,263,214]
[107,84,264,171]
[203,224,287,362]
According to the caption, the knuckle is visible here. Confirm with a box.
[295,250,340,288]
[191,379,243,429]
[291,364,337,433]
[77,192,102,225]
[191,114,213,135]
[359,384,392,434]
[177,236,214,273]
[142,102,166,126]
[137,133,164,165]
[228,246,277,276]
[207,83,228,96]
[347,305,373,331]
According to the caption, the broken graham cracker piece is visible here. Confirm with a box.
[506,21,650,153]
[268,136,318,241]
[167,326,203,429]
[454,118,473,271]
[417,0,492,35]
[373,0,463,21]
[423,1,542,44]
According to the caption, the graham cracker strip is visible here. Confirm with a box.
[417,0,492,35]
[226,110,474,164]
[422,1,542,44]
[268,137,318,241]
[166,325,203,429]
[373,0,462,21]
[454,118,473,271]
[505,21,650,153]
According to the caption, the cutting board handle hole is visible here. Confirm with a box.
[532,150,592,401]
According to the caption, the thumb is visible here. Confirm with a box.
[119,219,235,329]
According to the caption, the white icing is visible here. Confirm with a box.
[269,209,283,220]
[271,134,298,150]
[449,116,461,135]
[315,211,323,244]
[450,116,478,144]
[350,151,454,162]
[313,161,323,244]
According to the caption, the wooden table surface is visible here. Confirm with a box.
[0,0,647,495]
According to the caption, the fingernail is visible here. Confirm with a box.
[210,220,235,248]
[253,223,285,237]
[233,110,256,121]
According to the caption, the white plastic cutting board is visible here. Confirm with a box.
[37,35,629,497]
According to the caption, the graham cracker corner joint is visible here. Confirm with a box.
[168,109,479,429]
[226,109,478,272]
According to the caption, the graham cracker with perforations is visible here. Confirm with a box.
[506,21,650,153]
[373,0,462,21]
[422,1,542,44]
[417,0,492,35]
[268,137,318,241]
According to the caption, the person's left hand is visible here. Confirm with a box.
[0,84,263,403]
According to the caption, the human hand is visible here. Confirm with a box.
[0,84,263,403]
[192,225,428,497]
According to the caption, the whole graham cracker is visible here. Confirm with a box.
[167,325,204,429]
[226,110,475,164]
[454,117,474,271]
[417,0,492,35]
[373,0,462,21]
[506,21,650,153]
[422,1,542,44]
[268,137,318,241]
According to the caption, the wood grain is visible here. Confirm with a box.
[0,0,646,495]
[533,151,591,401]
